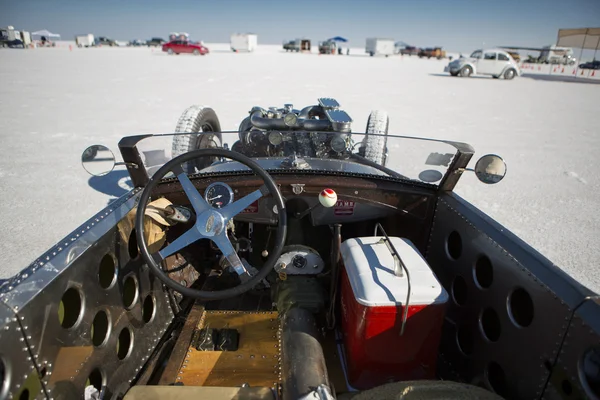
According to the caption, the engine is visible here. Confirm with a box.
[231,97,354,158]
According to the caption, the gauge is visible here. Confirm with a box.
[284,112,298,127]
[330,135,347,153]
[204,182,234,209]
[268,131,283,146]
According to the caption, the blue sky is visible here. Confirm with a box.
[1,0,599,52]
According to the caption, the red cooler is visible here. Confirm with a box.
[339,236,448,389]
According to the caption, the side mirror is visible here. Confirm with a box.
[474,154,507,184]
[81,145,116,176]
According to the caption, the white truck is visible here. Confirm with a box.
[75,34,95,47]
[365,38,395,57]
[230,33,257,52]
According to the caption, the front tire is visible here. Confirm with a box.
[193,49,200,55]
[460,66,473,77]
[504,68,516,80]
[360,110,389,166]
[172,106,223,173]
[167,48,173,55]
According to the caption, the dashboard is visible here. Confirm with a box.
[155,174,433,226]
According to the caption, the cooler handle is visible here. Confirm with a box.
[373,223,411,336]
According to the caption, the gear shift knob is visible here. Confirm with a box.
[319,188,337,208]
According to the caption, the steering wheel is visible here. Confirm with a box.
[136,148,287,300]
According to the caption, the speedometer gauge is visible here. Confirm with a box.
[204,182,234,209]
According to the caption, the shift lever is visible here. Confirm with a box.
[295,188,338,219]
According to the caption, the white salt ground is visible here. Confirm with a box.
[0,43,598,293]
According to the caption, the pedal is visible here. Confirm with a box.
[194,328,217,351]
[217,328,240,351]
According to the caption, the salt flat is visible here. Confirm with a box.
[0,43,598,293]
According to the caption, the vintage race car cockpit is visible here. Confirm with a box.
[4,98,595,400]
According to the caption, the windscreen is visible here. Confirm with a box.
[133,131,459,186]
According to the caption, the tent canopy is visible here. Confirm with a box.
[31,30,61,39]
[328,36,347,42]
[557,28,600,50]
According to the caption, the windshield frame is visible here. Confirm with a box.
[117,131,475,192]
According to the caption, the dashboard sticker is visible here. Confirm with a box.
[334,200,355,216]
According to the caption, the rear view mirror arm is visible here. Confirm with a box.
[118,134,153,187]
[438,141,475,192]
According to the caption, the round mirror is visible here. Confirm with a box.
[474,154,507,184]
[81,145,116,176]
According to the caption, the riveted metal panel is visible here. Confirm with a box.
[427,193,593,399]
[0,302,45,399]
[542,298,600,400]
[1,189,174,399]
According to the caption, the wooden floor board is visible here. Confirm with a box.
[177,310,281,389]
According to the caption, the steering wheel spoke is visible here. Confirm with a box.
[221,185,268,221]
[212,232,251,281]
[158,225,204,260]
[172,164,210,214]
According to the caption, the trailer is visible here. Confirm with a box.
[1,26,28,48]
[75,34,95,48]
[230,33,257,52]
[365,38,395,57]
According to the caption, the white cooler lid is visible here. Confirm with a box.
[341,237,448,307]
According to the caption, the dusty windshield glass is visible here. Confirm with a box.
[134,131,459,186]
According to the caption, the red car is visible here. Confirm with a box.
[162,40,209,55]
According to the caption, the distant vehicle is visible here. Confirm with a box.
[283,39,300,52]
[75,34,94,48]
[95,37,117,47]
[365,38,395,57]
[128,39,146,47]
[579,60,600,70]
[1,39,24,48]
[162,40,209,55]
[231,33,257,52]
[501,45,576,65]
[400,46,420,56]
[1,26,29,48]
[318,40,337,54]
[539,45,576,65]
[445,49,521,80]
[419,47,446,59]
[147,37,166,47]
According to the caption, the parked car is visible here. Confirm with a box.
[578,60,600,70]
[162,40,209,55]
[318,40,337,54]
[95,36,117,47]
[418,47,446,59]
[1,39,24,48]
[147,37,165,47]
[445,49,521,80]
[283,39,300,52]
[128,39,146,47]
[400,46,420,56]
